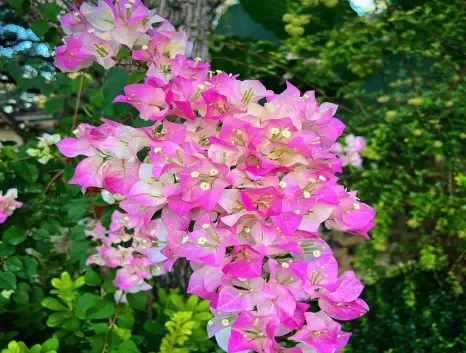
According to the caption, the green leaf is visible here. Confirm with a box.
[41,338,59,352]
[18,256,39,280]
[118,340,141,353]
[88,335,105,353]
[102,68,128,105]
[4,256,23,272]
[3,226,27,245]
[115,48,130,60]
[73,276,86,289]
[169,294,185,310]
[71,225,86,241]
[88,299,115,320]
[31,19,49,37]
[127,292,149,311]
[102,272,117,294]
[38,3,61,20]
[69,240,90,265]
[85,269,101,287]
[44,219,61,233]
[128,72,146,84]
[47,312,65,327]
[8,0,31,16]
[193,312,212,321]
[44,98,64,115]
[63,317,81,330]
[0,243,15,257]
[68,199,89,222]
[186,295,199,311]
[93,323,109,334]
[11,161,39,183]
[8,0,25,15]
[195,300,210,312]
[76,293,100,311]
[112,325,131,340]
[41,297,67,311]
[30,344,42,353]
[0,272,17,290]
[118,312,135,330]
[13,282,30,304]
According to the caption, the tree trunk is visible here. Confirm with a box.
[153,0,219,61]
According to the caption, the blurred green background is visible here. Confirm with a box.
[0,0,465,352]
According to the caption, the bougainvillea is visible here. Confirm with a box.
[0,188,23,224]
[330,135,366,169]
[55,1,376,352]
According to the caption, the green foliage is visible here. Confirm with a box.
[1,338,59,353]
[344,269,466,353]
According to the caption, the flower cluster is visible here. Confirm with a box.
[56,2,375,353]
[26,133,62,165]
[0,189,23,224]
[330,134,366,168]
[55,0,191,72]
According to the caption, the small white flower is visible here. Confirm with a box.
[200,182,210,191]
[303,191,311,198]
[190,171,200,178]
[26,148,40,157]
[222,319,230,326]
[197,237,208,245]
[281,129,292,138]
[313,250,321,258]
[182,236,190,244]
[318,175,327,182]
[209,168,218,176]
[279,181,287,188]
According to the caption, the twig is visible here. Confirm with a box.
[450,251,465,272]
[71,74,85,132]
[44,170,64,193]
[330,71,368,115]
[101,292,125,353]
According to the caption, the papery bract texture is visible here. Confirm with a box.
[56,3,375,353]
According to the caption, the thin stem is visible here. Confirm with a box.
[44,170,64,193]
[101,292,125,353]
[330,71,368,115]
[71,74,85,132]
